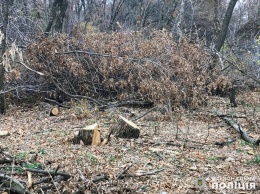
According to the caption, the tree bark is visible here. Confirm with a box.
[63,0,73,34]
[215,0,238,51]
[0,1,11,114]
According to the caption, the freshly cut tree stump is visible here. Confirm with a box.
[72,123,100,146]
[92,125,101,146]
[111,115,140,139]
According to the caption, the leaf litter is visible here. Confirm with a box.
[0,94,259,193]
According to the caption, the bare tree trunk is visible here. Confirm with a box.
[0,1,12,114]
[213,0,220,39]
[63,0,73,34]
[23,0,30,26]
[45,0,68,36]
[208,0,238,71]
[109,0,126,31]
[43,0,49,26]
[215,0,238,51]
[57,0,68,32]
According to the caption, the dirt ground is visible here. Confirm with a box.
[0,94,260,194]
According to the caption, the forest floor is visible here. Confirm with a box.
[0,92,260,194]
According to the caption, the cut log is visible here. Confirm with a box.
[38,102,59,116]
[72,123,101,146]
[110,115,140,139]
[0,131,10,137]
[50,107,59,116]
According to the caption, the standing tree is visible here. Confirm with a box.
[0,0,13,114]
[45,0,68,36]
[208,0,238,71]
[215,0,238,106]
[215,0,238,51]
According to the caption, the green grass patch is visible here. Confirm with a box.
[85,153,96,165]
[247,155,260,164]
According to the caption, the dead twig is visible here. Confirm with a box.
[99,100,154,110]
[44,98,71,108]
[92,175,109,183]
[119,169,165,178]
[116,164,133,179]
[18,61,44,76]
[48,74,103,106]
[25,168,71,180]
[115,164,164,179]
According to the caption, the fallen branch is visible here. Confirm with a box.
[116,164,133,179]
[0,158,12,164]
[131,105,168,121]
[18,61,44,76]
[215,139,236,146]
[119,169,165,178]
[131,106,158,121]
[25,168,71,180]
[0,85,46,95]
[92,175,109,183]
[115,164,164,179]
[214,111,260,146]
[71,167,164,193]
[211,113,246,119]
[0,174,27,194]
[99,100,154,110]
[44,98,71,108]
[32,177,52,186]
[56,50,157,64]
[49,75,103,106]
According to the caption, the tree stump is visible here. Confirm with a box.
[72,123,101,146]
[229,87,237,107]
[109,115,140,139]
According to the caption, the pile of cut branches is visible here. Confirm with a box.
[9,30,230,109]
